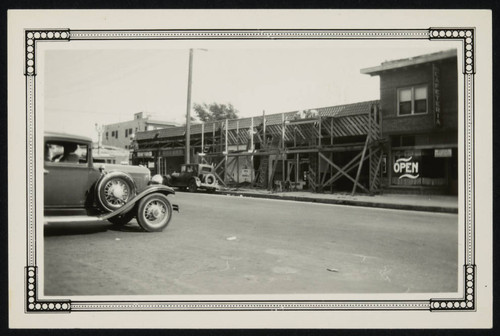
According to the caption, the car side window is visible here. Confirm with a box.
[45,142,88,164]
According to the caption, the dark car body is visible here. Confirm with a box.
[166,163,218,192]
[44,132,178,232]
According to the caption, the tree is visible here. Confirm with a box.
[193,103,239,122]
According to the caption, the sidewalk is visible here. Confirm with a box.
[217,187,458,214]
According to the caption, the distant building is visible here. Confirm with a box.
[361,49,458,194]
[93,144,130,165]
[101,112,177,149]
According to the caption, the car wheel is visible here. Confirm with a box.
[97,173,136,212]
[188,180,198,193]
[136,193,172,232]
[108,210,135,226]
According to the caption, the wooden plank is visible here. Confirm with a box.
[344,116,365,135]
[351,136,369,195]
[236,120,239,151]
[320,152,332,186]
[336,118,355,136]
[201,123,204,152]
[214,157,226,171]
[334,119,350,137]
[370,151,383,191]
[268,157,279,188]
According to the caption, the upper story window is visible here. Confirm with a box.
[397,85,428,116]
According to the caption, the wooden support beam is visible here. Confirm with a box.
[263,110,266,148]
[250,117,254,151]
[281,113,285,151]
[268,157,279,189]
[201,123,204,153]
[318,116,322,147]
[225,119,228,153]
[319,151,367,193]
[295,153,299,184]
[236,120,239,151]
[326,147,381,187]
[370,151,384,191]
[211,157,227,186]
[225,156,238,183]
[237,155,240,184]
[214,157,225,171]
[351,136,370,195]
[320,152,331,186]
[330,118,334,145]
[319,152,370,194]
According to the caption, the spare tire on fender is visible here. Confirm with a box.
[204,173,216,185]
[96,172,136,212]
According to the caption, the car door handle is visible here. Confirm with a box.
[44,169,49,175]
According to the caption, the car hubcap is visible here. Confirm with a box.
[104,180,129,206]
[144,200,167,224]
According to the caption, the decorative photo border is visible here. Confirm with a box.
[24,28,475,313]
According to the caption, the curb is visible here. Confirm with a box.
[218,191,458,214]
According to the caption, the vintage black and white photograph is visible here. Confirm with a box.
[8,10,492,329]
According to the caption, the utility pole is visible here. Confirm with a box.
[185,48,193,164]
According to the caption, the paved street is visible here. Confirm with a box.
[44,192,458,296]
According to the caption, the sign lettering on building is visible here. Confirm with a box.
[393,156,420,179]
[434,148,452,157]
[433,64,442,127]
[137,151,153,158]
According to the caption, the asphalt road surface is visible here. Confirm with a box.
[44,192,458,296]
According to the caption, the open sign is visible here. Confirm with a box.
[393,156,420,179]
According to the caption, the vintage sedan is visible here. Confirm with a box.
[44,132,179,232]
[162,163,219,192]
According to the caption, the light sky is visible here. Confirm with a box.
[43,41,454,141]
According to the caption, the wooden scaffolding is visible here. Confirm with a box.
[135,101,384,194]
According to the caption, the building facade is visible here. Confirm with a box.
[361,49,458,194]
[101,112,177,149]
[132,49,458,195]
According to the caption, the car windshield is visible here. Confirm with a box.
[201,166,212,173]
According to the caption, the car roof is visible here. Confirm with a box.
[45,132,93,144]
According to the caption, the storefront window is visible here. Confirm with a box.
[391,148,450,186]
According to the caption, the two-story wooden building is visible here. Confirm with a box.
[361,49,458,194]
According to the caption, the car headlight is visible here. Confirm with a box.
[150,174,164,185]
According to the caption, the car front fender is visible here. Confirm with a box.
[99,184,178,220]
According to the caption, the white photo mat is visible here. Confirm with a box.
[8,10,492,328]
